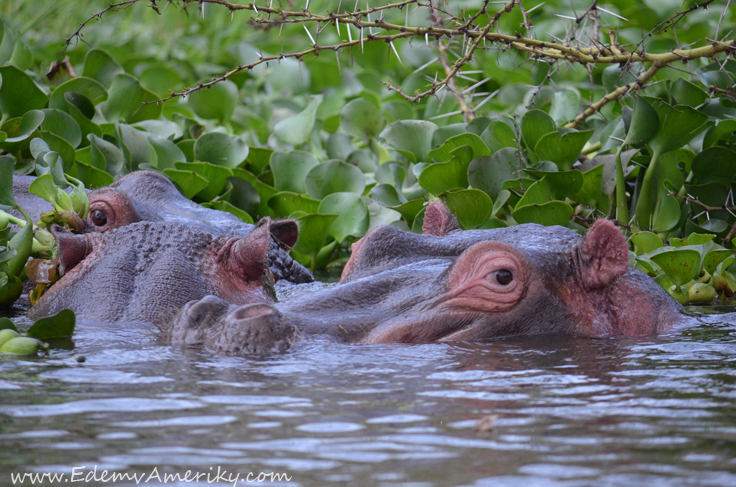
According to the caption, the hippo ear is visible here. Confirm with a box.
[230,217,272,282]
[270,219,298,249]
[579,219,629,290]
[51,225,93,276]
[422,201,459,236]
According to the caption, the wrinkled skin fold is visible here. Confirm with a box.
[168,206,685,355]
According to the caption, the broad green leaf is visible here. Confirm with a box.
[0,65,48,118]
[305,160,366,200]
[0,317,17,332]
[524,169,584,200]
[632,232,663,255]
[549,89,580,125]
[441,189,492,230]
[293,213,339,257]
[624,95,659,146]
[63,94,103,146]
[194,132,249,168]
[371,183,403,207]
[521,109,556,151]
[647,103,708,156]
[391,198,426,223]
[515,177,554,208]
[318,193,369,242]
[231,168,276,218]
[2,109,43,143]
[88,134,124,176]
[174,162,233,201]
[418,156,470,194]
[26,309,75,339]
[341,98,384,140]
[480,120,517,154]
[161,169,209,199]
[651,192,681,233]
[188,79,239,121]
[427,133,490,163]
[512,200,573,227]
[76,161,114,189]
[202,200,253,224]
[650,249,701,287]
[468,147,522,200]
[703,250,735,275]
[139,66,183,98]
[41,109,82,148]
[245,147,274,174]
[100,73,163,123]
[534,129,594,170]
[570,164,604,207]
[691,147,736,185]
[671,78,707,107]
[134,120,183,140]
[83,48,124,88]
[227,176,260,217]
[379,120,438,163]
[325,133,354,161]
[49,76,108,110]
[270,150,319,193]
[148,136,187,170]
[40,131,75,171]
[274,95,323,146]
[35,151,66,187]
[702,120,736,149]
[0,155,15,210]
[268,192,320,217]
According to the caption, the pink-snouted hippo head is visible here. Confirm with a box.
[27,219,279,326]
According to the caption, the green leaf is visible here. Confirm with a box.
[371,183,403,207]
[292,213,339,257]
[427,133,490,163]
[570,164,604,207]
[88,134,124,176]
[480,120,517,154]
[671,78,707,107]
[6,207,33,277]
[49,77,108,110]
[100,73,163,123]
[624,95,659,146]
[534,129,594,171]
[703,249,735,275]
[0,155,16,210]
[231,168,276,218]
[82,48,124,88]
[326,133,354,161]
[202,200,253,224]
[268,192,321,217]
[274,95,323,146]
[549,89,580,125]
[134,120,183,140]
[245,147,274,174]
[270,150,319,193]
[187,79,239,121]
[647,103,708,156]
[174,162,233,201]
[193,132,249,168]
[161,169,209,199]
[41,109,82,148]
[512,200,573,227]
[341,98,384,141]
[76,161,115,189]
[650,249,701,287]
[0,65,49,118]
[440,189,492,230]
[148,136,187,170]
[378,120,438,163]
[468,147,522,201]
[521,109,556,151]
[139,66,183,98]
[524,169,584,200]
[418,156,470,194]
[318,193,369,242]
[305,160,366,200]
[631,232,663,255]
[0,317,17,332]
[515,177,555,208]
[3,109,44,143]
[691,147,736,185]
[26,308,75,339]
[702,120,736,149]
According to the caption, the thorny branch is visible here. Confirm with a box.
[68,0,735,127]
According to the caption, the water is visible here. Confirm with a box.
[2,300,736,486]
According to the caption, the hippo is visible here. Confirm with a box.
[165,202,685,355]
[27,218,278,325]
[12,172,312,284]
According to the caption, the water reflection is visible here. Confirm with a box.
[1,310,735,486]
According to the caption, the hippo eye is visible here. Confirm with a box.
[91,210,108,227]
[494,269,513,286]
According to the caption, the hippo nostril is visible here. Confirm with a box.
[90,210,107,227]
[494,269,513,285]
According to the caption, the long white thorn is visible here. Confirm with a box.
[361,27,364,53]
[390,41,402,64]
[304,25,316,45]
[347,22,353,42]
[336,18,341,36]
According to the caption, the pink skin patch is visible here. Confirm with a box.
[437,241,526,312]
[579,219,629,290]
[339,230,371,283]
[422,201,459,236]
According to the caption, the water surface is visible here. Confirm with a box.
[2,299,736,486]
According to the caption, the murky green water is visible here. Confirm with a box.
[2,296,736,486]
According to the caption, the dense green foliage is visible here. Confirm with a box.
[0,0,735,304]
